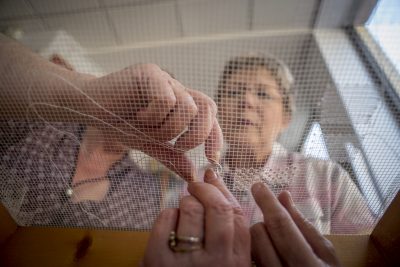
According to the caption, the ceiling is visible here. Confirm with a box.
[0,0,319,48]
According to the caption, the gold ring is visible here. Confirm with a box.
[169,231,203,253]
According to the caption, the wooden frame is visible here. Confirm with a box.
[1,191,399,267]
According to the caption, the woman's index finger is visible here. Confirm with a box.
[251,183,319,266]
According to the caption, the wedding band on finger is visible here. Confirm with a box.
[169,231,203,253]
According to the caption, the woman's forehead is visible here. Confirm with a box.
[226,68,280,92]
[227,68,277,83]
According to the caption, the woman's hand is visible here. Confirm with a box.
[142,169,251,267]
[250,182,341,267]
[81,64,223,181]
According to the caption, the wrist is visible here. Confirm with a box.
[73,75,104,126]
[76,76,113,127]
[29,71,97,124]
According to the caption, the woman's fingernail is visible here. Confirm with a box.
[191,170,199,182]
[204,168,217,182]
[214,151,221,163]
[251,182,264,195]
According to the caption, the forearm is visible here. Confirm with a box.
[0,34,95,123]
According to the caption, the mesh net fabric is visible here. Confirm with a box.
[0,0,399,235]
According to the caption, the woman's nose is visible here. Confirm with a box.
[239,90,257,109]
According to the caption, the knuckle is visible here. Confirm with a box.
[203,99,214,114]
[177,101,197,124]
[195,95,208,110]
[198,93,217,114]
[234,214,248,230]
[158,208,176,221]
[133,63,159,79]
[190,92,215,116]
[137,63,160,72]
[232,206,245,216]
[160,93,176,107]
[180,199,204,218]
[187,100,199,115]
[265,211,291,231]
[210,202,233,216]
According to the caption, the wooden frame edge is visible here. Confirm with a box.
[371,189,400,266]
[0,204,17,246]
[1,190,399,266]
[0,226,381,267]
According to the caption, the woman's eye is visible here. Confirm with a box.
[257,90,272,99]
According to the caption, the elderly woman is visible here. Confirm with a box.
[216,54,374,234]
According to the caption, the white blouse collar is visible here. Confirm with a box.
[221,142,292,191]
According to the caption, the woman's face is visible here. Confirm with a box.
[218,68,290,156]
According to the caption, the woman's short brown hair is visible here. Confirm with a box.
[216,53,295,117]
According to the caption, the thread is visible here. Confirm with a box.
[21,70,220,227]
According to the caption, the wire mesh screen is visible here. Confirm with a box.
[0,0,399,235]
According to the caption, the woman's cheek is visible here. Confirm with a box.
[253,133,261,147]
